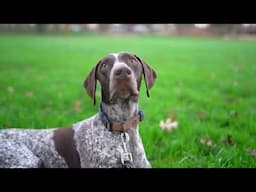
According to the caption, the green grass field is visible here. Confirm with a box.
[0,33,256,167]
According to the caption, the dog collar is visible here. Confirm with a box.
[98,102,144,132]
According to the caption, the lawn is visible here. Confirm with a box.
[0,33,256,167]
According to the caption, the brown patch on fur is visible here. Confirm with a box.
[53,126,81,168]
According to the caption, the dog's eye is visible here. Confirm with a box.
[102,63,107,68]
[129,59,137,65]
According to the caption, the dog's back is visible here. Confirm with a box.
[0,128,68,168]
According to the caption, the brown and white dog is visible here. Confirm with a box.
[0,51,157,168]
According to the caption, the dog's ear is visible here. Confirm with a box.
[134,55,157,97]
[84,61,100,105]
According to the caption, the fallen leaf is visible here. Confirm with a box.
[224,97,236,104]
[246,148,256,157]
[200,138,206,144]
[199,137,216,149]
[25,91,33,97]
[159,117,178,132]
[73,99,81,112]
[221,135,234,145]
[230,111,239,118]
[7,86,14,93]
[197,111,208,120]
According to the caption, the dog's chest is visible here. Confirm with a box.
[73,115,137,168]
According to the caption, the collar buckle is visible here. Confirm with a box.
[138,110,144,121]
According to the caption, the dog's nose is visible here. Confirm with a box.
[114,67,131,78]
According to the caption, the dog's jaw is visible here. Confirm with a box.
[100,99,139,122]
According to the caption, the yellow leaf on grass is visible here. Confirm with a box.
[200,137,216,148]
[73,99,81,112]
[25,91,33,97]
[246,148,256,158]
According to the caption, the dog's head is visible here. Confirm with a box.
[84,52,157,105]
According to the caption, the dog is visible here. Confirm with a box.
[0,51,157,168]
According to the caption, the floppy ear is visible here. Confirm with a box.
[134,55,157,97]
[83,61,100,105]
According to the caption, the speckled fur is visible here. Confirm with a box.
[0,108,151,168]
[73,112,151,168]
[0,52,155,168]
[0,128,68,168]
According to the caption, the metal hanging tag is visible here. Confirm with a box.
[120,132,133,167]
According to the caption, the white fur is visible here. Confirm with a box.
[109,53,138,101]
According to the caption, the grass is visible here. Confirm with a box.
[0,32,256,167]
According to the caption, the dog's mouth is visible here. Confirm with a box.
[110,79,139,103]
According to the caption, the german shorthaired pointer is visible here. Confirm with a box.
[0,51,157,168]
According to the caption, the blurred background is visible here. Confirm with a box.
[1,24,256,38]
[1,24,256,167]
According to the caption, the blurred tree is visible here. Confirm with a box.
[98,24,111,32]
[175,24,195,35]
[209,24,242,35]
[37,24,48,33]
[126,24,135,32]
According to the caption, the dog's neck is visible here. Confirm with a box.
[100,98,139,122]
